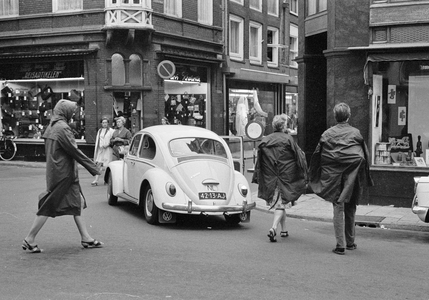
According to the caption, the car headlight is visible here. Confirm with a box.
[166,182,176,197]
[238,183,248,197]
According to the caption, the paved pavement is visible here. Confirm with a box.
[1,160,429,233]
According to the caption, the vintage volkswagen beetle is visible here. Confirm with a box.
[105,125,255,225]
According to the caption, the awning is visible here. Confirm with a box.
[0,48,98,60]
[363,52,429,85]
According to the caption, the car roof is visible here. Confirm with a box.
[137,125,222,142]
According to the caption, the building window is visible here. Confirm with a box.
[371,60,429,168]
[249,22,262,65]
[249,0,261,11]
[0,0,18,17]
[129,54,142,86]
[164,0,182,18]
[230,0,244,5]
[112,54,126,86]
[307,0,327,16]
[229,15,244,61]
[290,0,298,15]
[198,0,212,26]
[289,24,298,68]
[267,27,279,67]
[53,0,82,12]
[267,0,278,16]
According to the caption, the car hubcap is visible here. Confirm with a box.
[146,190,154,216]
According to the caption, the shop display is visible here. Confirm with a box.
[164,93,206,127]
[0,84,84,139]
[374,143,391,165]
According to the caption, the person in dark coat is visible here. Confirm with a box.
[252,114,308,242]
[22,100,103,253]
[309,102,374,255]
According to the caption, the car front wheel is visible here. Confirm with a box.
[143,185,159,224]
[107,173,118,206]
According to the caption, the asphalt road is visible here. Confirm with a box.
[1,165,429,300]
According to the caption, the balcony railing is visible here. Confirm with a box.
[104,6,153,30]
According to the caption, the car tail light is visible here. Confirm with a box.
[166,182,176,197]
[238,183,248,197]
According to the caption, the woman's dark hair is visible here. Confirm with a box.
[100,117,109,123]
[333,103,351,123]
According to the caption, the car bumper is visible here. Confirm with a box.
[412,205,429,223]
[162,200,256,214]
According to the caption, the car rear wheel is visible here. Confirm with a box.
[107,173,118,206]
[143,185,159,224]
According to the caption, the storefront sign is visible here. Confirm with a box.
[0,61,83,80]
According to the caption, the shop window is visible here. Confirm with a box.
[371,60,429,168]
[198,0,212,25]
[267,0,278,17]
[289,24,298,68]
[112,91,142,133]
[229,15,244,61]
[290,0,298,15]
[249,22,262,65]
[163,65,208,128]
[164,0,182,18]
[249,0,261,12]
[129,54,142,86]
[112,54,126,86]
[228,88,271,137]
[53,0,82,12]
[267,27,279,67]
[285,88,298,135]
[0,0,18,17]
[307,0,327,16]
[0,61,85,139]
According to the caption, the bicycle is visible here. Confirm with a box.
[0,131,17,161]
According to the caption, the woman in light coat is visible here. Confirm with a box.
[91,117,114,186]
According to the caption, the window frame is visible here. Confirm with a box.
[307,0,327,16]
[230,0,244,5]
[249,0,262,12]
[0,0,18,17]
[198,0,213,26]
[289,24,298,68]
[267,0,279,17]
[52,0,83,13]
[229,15,244,61]
[290,0,298,15]
[164,0,182,18]
[267,27,279,68]
[249,21,263,65]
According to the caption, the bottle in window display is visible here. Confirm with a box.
[416,135,423,157]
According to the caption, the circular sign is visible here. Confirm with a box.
[157,60,176,79]
[245,121,264,140]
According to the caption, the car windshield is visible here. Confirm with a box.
[169,138,227,158]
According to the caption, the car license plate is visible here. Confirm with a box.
[199,192,226,200]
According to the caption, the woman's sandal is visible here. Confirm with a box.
[267,228,277,242]
[81,239,104,249]
[280,231,289,238]
[22,239,42,253]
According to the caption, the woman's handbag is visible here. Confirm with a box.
[118,145,129,155]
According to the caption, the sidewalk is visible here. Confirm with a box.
[1,160,429,232]
[253,192,429,232]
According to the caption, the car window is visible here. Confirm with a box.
[139,135,156,159]
[169,138,227,158]
[129,134,142,156]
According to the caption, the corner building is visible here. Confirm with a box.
[297,0,429,207]
[0,0,223,158]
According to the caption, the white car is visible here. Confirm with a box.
[412,176,429,223]
[105,125,255,225]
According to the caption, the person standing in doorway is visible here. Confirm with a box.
[252,114,308,242]
[309,102,374,255]
[22,100,103,253]
[91,117,114,186]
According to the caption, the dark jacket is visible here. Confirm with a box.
[252,131,308,204]
[308,123,374,204]
[37,100,99,217]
